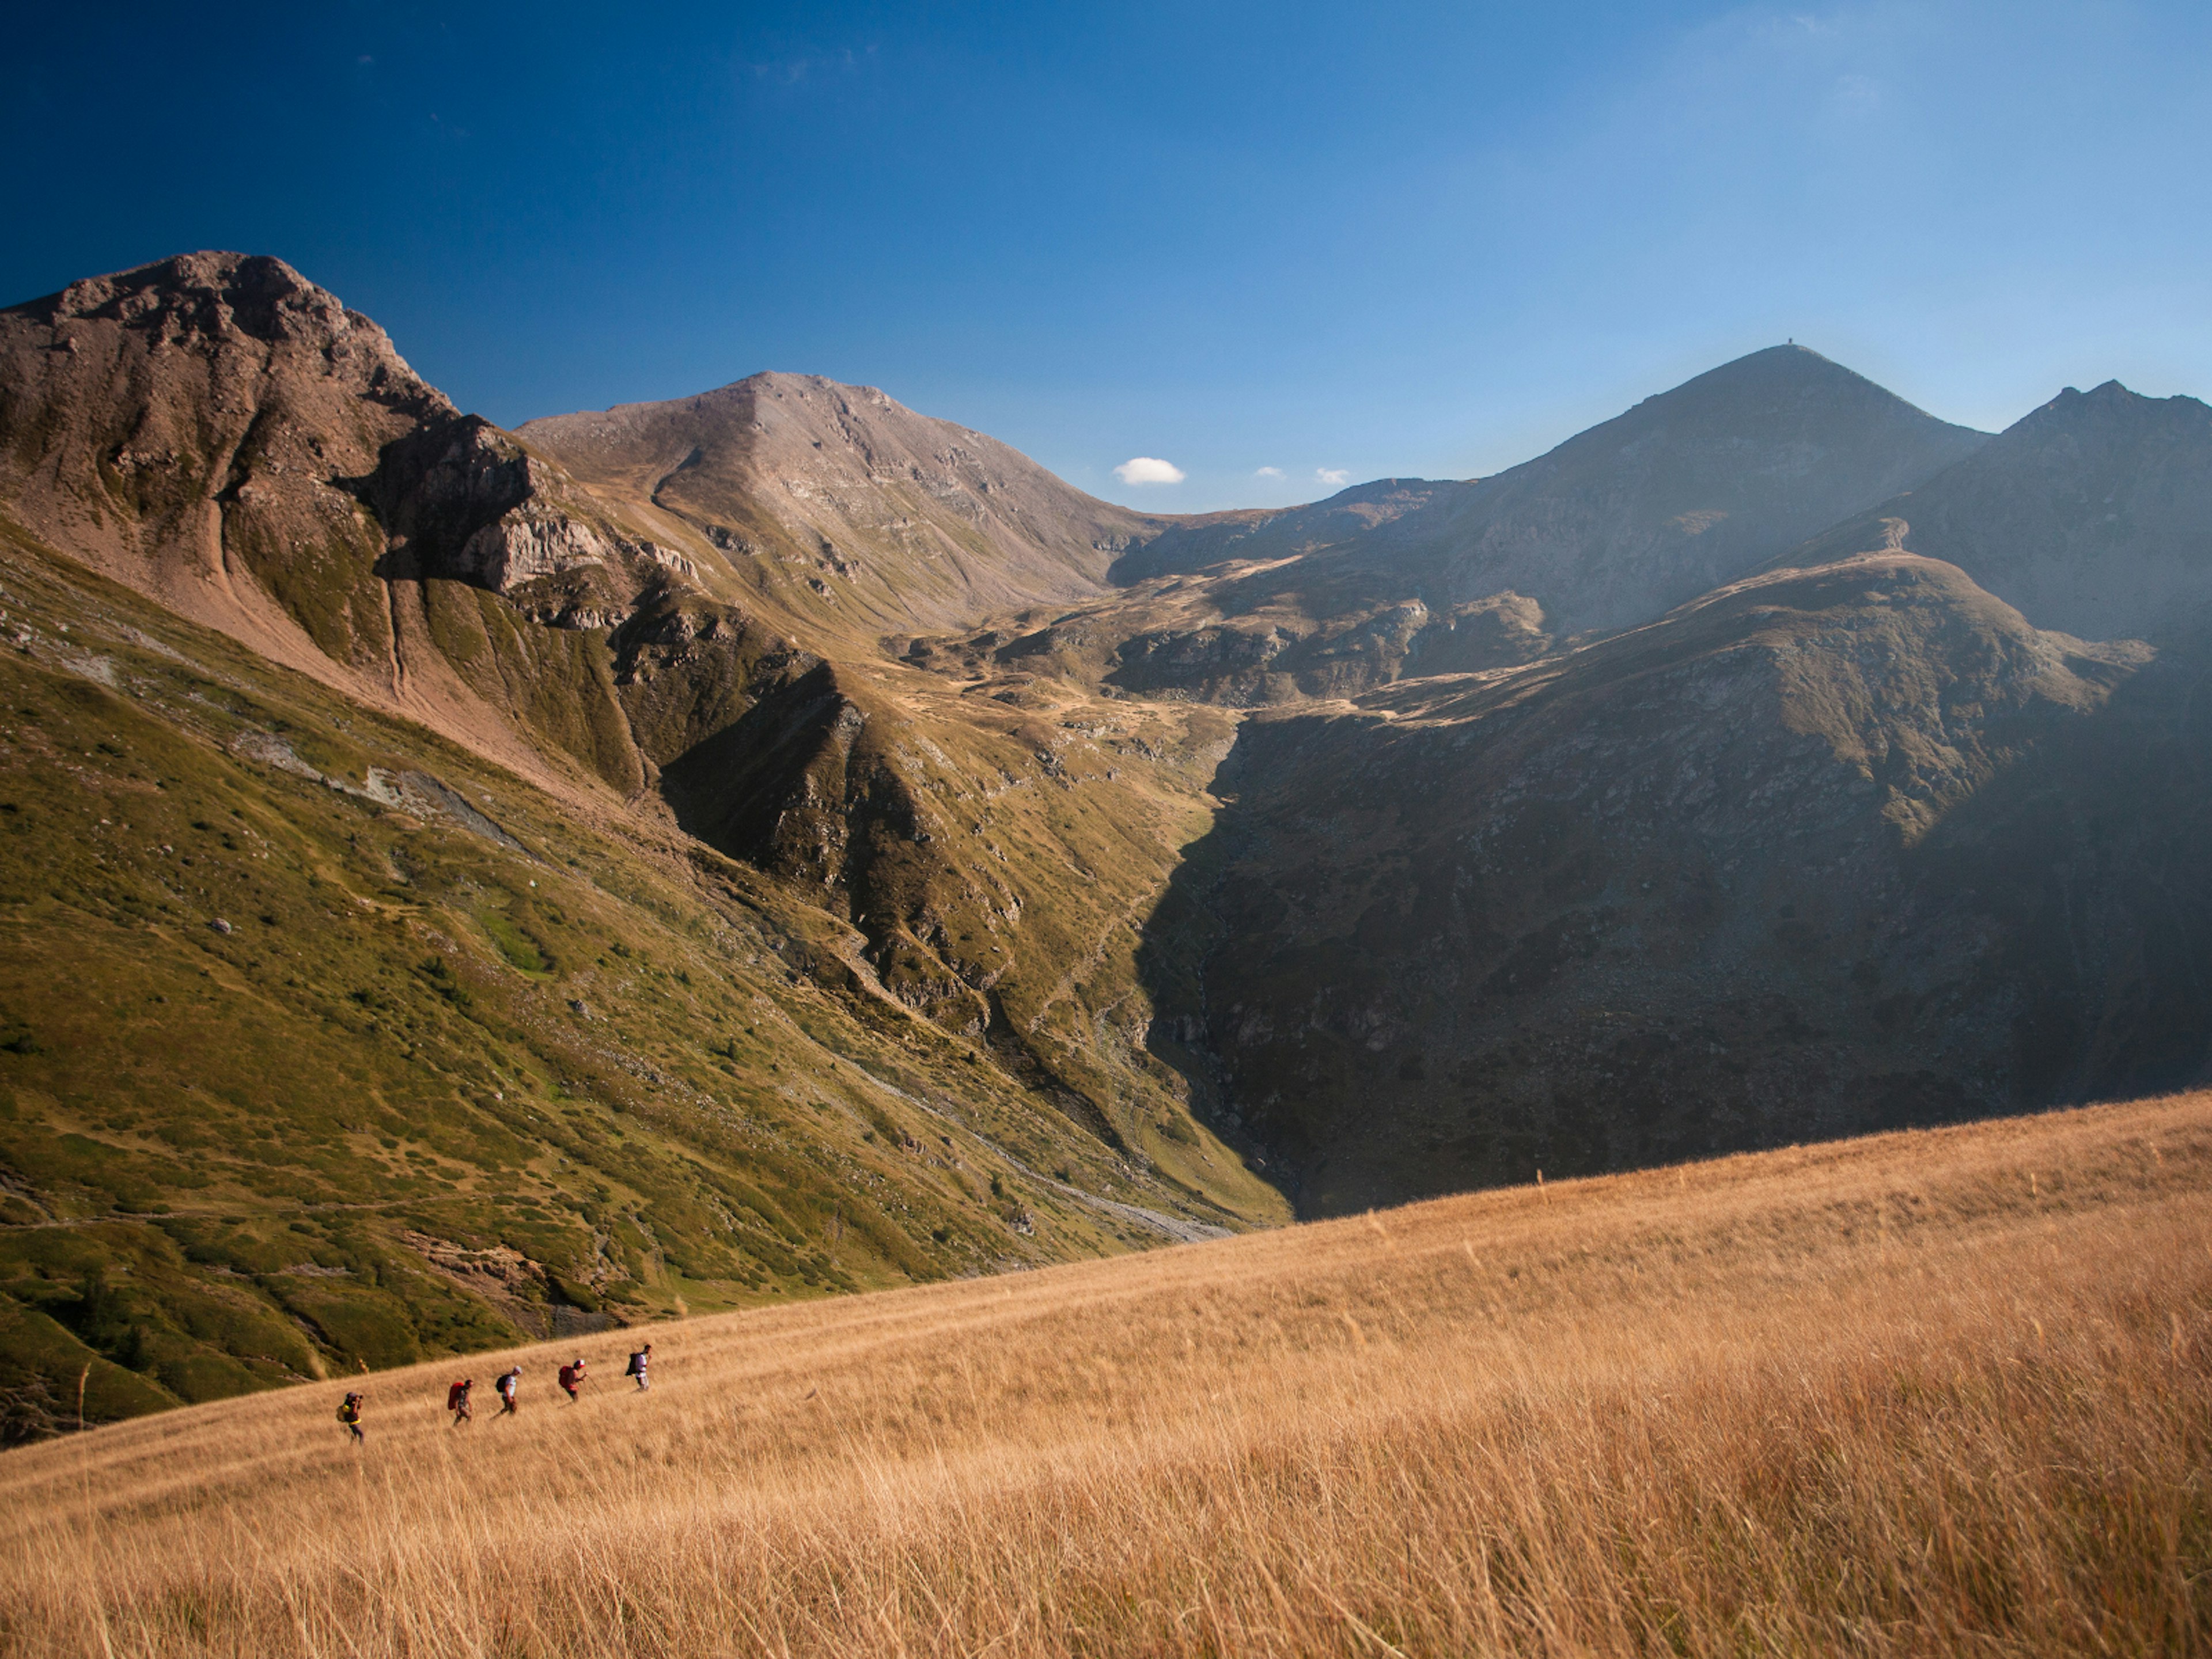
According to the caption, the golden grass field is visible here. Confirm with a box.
[3,1093,2210,1658]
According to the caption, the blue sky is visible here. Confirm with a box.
[7,2,2211,511]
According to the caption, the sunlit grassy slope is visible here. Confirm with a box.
[0,520,1278,1436]
[4,1092,2207,1656]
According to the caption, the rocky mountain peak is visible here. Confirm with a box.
[1115,342,1990,649]
[17,251,448,416]
[0,250,472,656]
[1548,342,1970,467]
[2012,377,2212,442]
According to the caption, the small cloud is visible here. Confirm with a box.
[1255,465,1285,479]
[1832,73,1881,111]
[1114,457,1185,486]
[1316,467,1351,487]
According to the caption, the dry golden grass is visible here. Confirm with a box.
[4,1094,2211,1657]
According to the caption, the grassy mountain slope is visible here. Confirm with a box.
[0,256,1280,1181]
[0,516,1279,1438]
[3,1091,2205,1654]
[10,249,2207,1439]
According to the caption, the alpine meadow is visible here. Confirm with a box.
[6,1093,2209,1656]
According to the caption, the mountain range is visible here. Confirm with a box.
[3,249,2208,1432]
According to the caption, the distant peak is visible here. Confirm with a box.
[1696,342,1853,382]
[1597,340,1964,436]
[703,369,911,414]
[2016,377,2212,434]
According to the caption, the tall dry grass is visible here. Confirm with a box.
[4,1094,2210,1657]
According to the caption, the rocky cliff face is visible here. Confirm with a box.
[1772,380,2212,643]
[0,252,446,666]
[0,254,728,797]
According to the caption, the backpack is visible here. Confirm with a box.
[337,1397,359,1424]
[625,1351,645,1376]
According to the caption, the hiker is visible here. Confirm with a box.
[495,1364,522,1416]
[446,1377,474,1425]
[557,1356,586,1402]
[336,1391,364,1445]
[624,1343,652,1392]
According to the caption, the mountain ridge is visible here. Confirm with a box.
[1110,343,1988,637]
[516,370,1173,639]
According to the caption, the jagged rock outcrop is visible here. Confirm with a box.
[0,253,704,793]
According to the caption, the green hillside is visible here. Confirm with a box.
[0,519,1265,1440]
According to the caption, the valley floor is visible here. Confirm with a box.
[3,1093,2209,1657]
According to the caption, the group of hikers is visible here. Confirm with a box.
[336,1343,652,1445]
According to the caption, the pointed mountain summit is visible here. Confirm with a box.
[1773,380,2212,642]
[1406,343,1992,635]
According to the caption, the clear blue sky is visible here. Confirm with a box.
[7,2,2211,510]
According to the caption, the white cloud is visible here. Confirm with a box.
[1315,467,1351,487]
[1113,456,1185,486]
[1832,71,1882,112]
[1255,465,1285,479]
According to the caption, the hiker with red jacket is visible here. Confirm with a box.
[557,1356,586,1402]
[446,1377,474,1425]
[495,1364,522,1416]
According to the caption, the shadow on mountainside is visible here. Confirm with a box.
[1903,630,2212,1104]
[1127,722,1313,1207]
[1133,628,2212,1221]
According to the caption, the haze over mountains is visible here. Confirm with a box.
[3,249,2209,1427]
